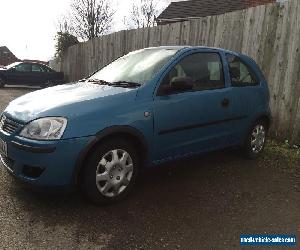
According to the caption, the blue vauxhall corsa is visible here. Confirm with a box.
[0,47,271,204]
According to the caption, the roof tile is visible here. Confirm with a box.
[157,0,275,22]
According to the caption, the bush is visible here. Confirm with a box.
[55,32,79,60]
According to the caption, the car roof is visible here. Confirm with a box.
[144,46,242,56]
[19,62,51,69]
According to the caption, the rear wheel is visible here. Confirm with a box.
[0,77,5,88]
[41,80,54,88]
[243,120,267,159]
[82,138,139,205]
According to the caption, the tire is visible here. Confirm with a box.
[82,138,139,205]
[41,80,54,88]
[0,77,5,88]
[243,120,267,159]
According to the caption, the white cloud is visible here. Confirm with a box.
[0,0,71,61]
[113,0,171,32]
[0,0,176,61]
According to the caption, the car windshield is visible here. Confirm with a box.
[6,62,22,69]
[89,48,178,85]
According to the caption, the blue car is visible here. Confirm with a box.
[0,46,271,204]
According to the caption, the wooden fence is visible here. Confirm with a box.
[59,0,300,143]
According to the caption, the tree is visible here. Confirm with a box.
[125,0,160,29]
[55,32,79,60]
[57,17,75,35]
[70,0,115,40]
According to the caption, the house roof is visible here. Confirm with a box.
[0,46,18,58]
[157,0,275,23]
[0,46,19,66]
[0,46,12,53]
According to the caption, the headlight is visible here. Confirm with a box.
[20,117,67,140]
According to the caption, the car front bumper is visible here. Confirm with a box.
[0,131,94,188]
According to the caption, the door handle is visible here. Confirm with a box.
[221,98,230,107]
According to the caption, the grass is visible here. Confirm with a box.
[263,139,300,176]
[265,139,300,160]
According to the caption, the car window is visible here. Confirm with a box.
[91,49,178,84]
[226,54,259,86]
[14,63,31,72]
[32,64,44,72]
[40,65,52,72]
[159,52,224,95]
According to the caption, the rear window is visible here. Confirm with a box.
[226,54,259,86]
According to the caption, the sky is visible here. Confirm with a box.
[0,0,176,62]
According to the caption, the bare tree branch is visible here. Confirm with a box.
[70,0,115,41]
[57,16,76,34]
[125,0,160,29]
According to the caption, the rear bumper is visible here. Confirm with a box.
[0,131,94,188]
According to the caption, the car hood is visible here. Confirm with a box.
[4,82,137,122]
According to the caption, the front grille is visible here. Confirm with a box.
[0,115,23,135]
[0,154,14,172]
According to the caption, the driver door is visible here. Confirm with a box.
[153,51,237,161]
[8,63,33,85]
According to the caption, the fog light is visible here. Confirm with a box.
[23,165,44,178]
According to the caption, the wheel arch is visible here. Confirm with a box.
[242,113,271,145]
[72,125,149,186]
[254,113,272,130]
[0,73,6,81]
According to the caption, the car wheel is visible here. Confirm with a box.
[82,138,139,205]
[0,77,5,88]
[243,120,267,159]
[42,80,54,88]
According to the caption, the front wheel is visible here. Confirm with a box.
[243,121,267,159]
[82,138,139,205]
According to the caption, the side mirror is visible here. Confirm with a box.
[170,76,193,92]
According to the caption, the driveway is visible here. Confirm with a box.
[0,86,299,249]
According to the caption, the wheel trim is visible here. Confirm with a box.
[250,124,266,153]
[96,149,134,198]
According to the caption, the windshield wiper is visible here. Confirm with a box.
[85,79,141,88]
[111,81,141,87]
[87,79,111,85]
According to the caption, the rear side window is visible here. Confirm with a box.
[32,64,44,72]
[226,54,259,86]
[159,52,224,94]
[41,65,53,72]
